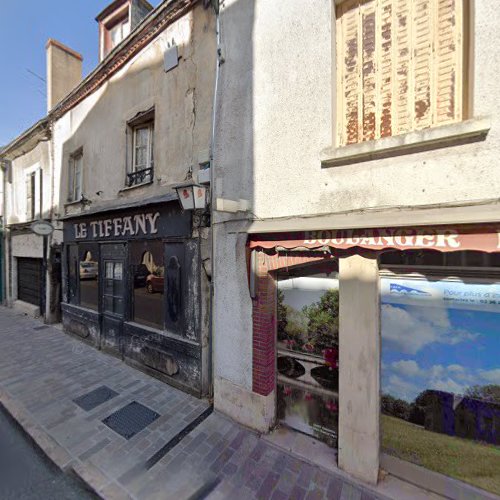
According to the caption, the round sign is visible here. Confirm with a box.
[30,220,54,236]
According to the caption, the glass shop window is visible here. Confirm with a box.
[380,256,500,496]
[130,240,164,329]
[67,245,79,305]
[79,246,99,310]
[276,259,339,449]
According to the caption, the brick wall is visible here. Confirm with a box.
[251,250,333,396]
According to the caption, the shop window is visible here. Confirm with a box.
[130,241,164,329]
[126,109,154,187]
[165,243,185,333]
[276,265,339,449]
[335,0,469,146]
[79,246,99,310]
[380,260,500,495]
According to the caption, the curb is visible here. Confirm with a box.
[0,386,131,500]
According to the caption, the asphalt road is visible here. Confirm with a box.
[0,405,96,499]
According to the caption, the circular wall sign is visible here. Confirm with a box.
[30,220,54,236]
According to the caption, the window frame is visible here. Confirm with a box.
[25,171,36,221]
[334,0,472,148]
[68,148,83,203]
[126,108,155,187]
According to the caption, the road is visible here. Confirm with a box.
[0,405,96,499]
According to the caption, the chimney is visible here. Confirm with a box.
[46,39,83,112]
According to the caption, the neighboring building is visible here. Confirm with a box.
[0,0,215,398]
[212,0,500,493]
[425,390,500,446]
[52,0,215,397]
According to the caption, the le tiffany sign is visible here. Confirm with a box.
[248,225,500,254]
[63,204,191,242]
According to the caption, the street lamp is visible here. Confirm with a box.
[173,181,209,211]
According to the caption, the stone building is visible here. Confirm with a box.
[1,0,216,398]
[211,0,500,495]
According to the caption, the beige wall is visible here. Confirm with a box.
[54,4,216,215]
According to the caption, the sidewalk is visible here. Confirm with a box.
[0,307,436,500]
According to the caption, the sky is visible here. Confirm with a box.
[381,277,500,402]
[0,0,161,147]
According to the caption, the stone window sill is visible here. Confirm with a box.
[118,180,153,194]
[320,117,491,168]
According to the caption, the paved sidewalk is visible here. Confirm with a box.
[0,308,423,499]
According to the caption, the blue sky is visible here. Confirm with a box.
[381,278,500,402]
[0,1,160,146]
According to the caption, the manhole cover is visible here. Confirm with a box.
[103,402,160,439]
[73,386,118,411]
[33,326,49,331]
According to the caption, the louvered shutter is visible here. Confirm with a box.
[336,0,465,147]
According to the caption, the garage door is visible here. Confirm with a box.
[17,258,43,306]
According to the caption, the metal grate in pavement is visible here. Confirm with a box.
[102,401,160,440]
[73,385,119,411]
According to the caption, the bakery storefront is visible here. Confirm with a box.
[61,196,210,397]
[249,224,500,495]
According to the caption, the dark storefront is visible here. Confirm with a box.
[62,197,210,397]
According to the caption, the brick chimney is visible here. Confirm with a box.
[46,39,83,112]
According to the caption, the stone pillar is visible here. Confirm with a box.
[338,253,380,484]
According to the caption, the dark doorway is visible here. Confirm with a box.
[17,258,43,307]
[101,243,127,356]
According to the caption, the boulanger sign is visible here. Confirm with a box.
[249,225,500,253]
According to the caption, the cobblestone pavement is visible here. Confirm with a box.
[0,308,387,500]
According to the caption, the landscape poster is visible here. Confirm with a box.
[380,276,500,494]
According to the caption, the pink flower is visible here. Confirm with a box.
[304,392,313,401]
[283,386,292,396]
[325,400,338,412]
[323,348,338,367]
[304,343,314,352]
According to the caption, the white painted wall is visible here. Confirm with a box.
[53,5,215,216]
[212,0,500,444]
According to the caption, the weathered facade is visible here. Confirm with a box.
[53,0,215,397]
[212,0,500,496]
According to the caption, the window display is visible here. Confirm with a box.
[381,273,500,495]
[79,246,99,310]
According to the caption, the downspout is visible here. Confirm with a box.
[209,2,222,397]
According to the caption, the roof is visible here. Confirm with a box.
[0,118,50,161]
[3,0,199,159]
[59,192,178,220]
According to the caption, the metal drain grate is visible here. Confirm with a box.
[103,402,160,439]
[33,326,49,331]
[73,386,118,411]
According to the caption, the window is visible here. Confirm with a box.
[127,109,154,187]
[68,150,83,202]
[130,241,164,329]
[109,17,130,50]
[336,0,468,146]
[79,246,99,310]
[25,172,36,220]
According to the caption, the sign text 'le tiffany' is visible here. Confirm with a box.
[74,212,160,239]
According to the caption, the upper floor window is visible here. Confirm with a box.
[127,108,154,187]
[26,172,36,221]
[108,16,130,51]
[335,0,469,147]
[68,149,83,202]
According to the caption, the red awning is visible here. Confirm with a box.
[248,225,500,253]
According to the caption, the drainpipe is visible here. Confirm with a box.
[209,2,222,398]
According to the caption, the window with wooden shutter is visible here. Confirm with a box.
[336,0,467,147]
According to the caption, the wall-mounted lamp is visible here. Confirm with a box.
[173,181,209,211]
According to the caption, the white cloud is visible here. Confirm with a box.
[428,378,467,396]
[391,360,423,378]
[385,375,420,402]
[479,368,500,384]
[381,304,478,355]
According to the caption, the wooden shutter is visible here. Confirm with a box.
[336,0,465,147]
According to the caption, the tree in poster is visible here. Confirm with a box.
[303,289,339,354]
[465,384,500,404]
